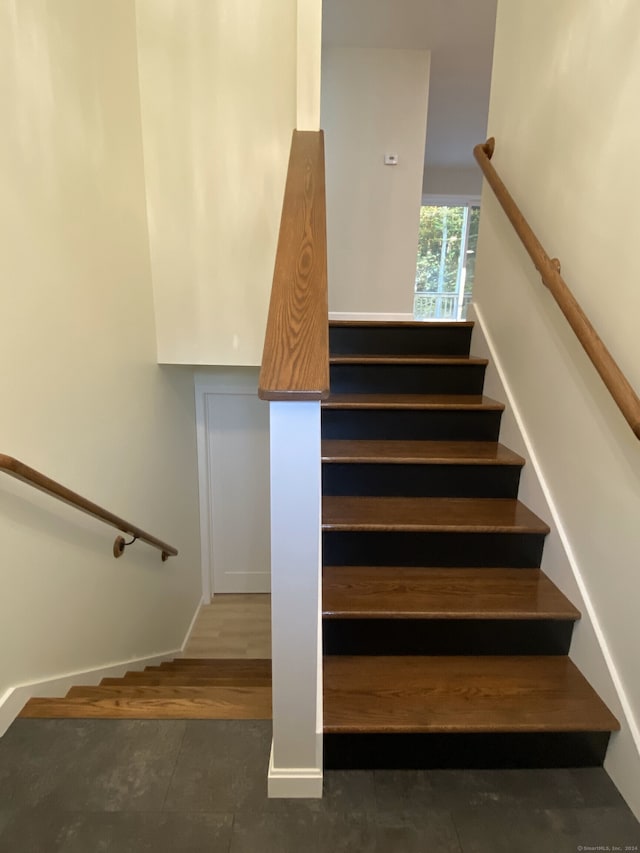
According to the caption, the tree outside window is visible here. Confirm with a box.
[414,200,480,321]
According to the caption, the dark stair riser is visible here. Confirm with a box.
[323,462,523,498]
[330,363,486,395]
[323,732,611,770]
[323,531,547,569]
[322,408,502,441]
[322,618,574,656]
[329,324,472,357]
[321,322,615,771]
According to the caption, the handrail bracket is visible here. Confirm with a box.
[113,534,138,559]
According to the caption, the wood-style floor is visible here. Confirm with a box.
[184,593,271,658]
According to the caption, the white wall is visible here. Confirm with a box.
[321,47,430,315]
[0,0,201,704]
[135,0,297,365]
[475,0,640,815]
[422,165,482,198]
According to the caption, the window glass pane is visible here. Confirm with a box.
[414,203,480,321]
[415,206,464,295]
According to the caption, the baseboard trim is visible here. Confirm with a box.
[0,648,180,737]
[470,302,640,750]
[329,312,414,322]
[470,302,640,819]
[180,596,206,654]
[267,737,323,798]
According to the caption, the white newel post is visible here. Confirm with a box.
[267,400,323,798]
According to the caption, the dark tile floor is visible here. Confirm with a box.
[0,719,638,852]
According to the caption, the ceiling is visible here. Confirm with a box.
[322,0,498,173]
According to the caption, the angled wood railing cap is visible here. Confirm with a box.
[0,454,178,560]
[259,130,329,402]
[474,137,640,441]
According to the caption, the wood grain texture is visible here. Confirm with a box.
[322,496,550,534]
[0,454,177,559]
[475,138,640,440]
[117,658,270,687]
[323,656,620,733]
[322,440,524,466]
[155,659,271,673]
[19,687,271,719]
[64,686,268,701]
[19,657,272,720]
[322,567,580,620]
[258,131,329,401]
[100,674,272,687]
[322,394,505,411]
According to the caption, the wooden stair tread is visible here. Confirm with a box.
[322,567,580,620]
[322,440,524,466]
[152,658,271,678]
[330,355,487,365]
[141,669,269,682]
[19,686,272,720]
[103,674,272,686]
[323,656,620,734]
[155,658,271,673]
[65,685,270,699]
[322,393,504,411]
[322,496,550,533]
[329,320,474,328]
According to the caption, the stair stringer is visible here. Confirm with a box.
[469,301,640,819]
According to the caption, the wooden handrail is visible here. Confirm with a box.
[474,137,640,440]
[0,454,178,560]
[258,130,329,401]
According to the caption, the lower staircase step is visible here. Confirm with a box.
[322,567,579,620]
[65,685,265,701]
[19,658,272,720]
[323,656,620,734]
[102,673,271,687]
[147,660,270,678]
[19,685,271,720]
[153,658,271,674]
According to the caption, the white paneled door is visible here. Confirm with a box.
[195,372,271,597]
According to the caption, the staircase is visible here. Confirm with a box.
[321,319,619,769]
[19,659,271,720]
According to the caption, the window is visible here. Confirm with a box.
[414,198,480,321]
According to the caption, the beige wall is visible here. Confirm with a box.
[321,47,430,315]
[475,0,640,813]
[297,0,323,131]
[135,0,297,365]
[0,0,201,700]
